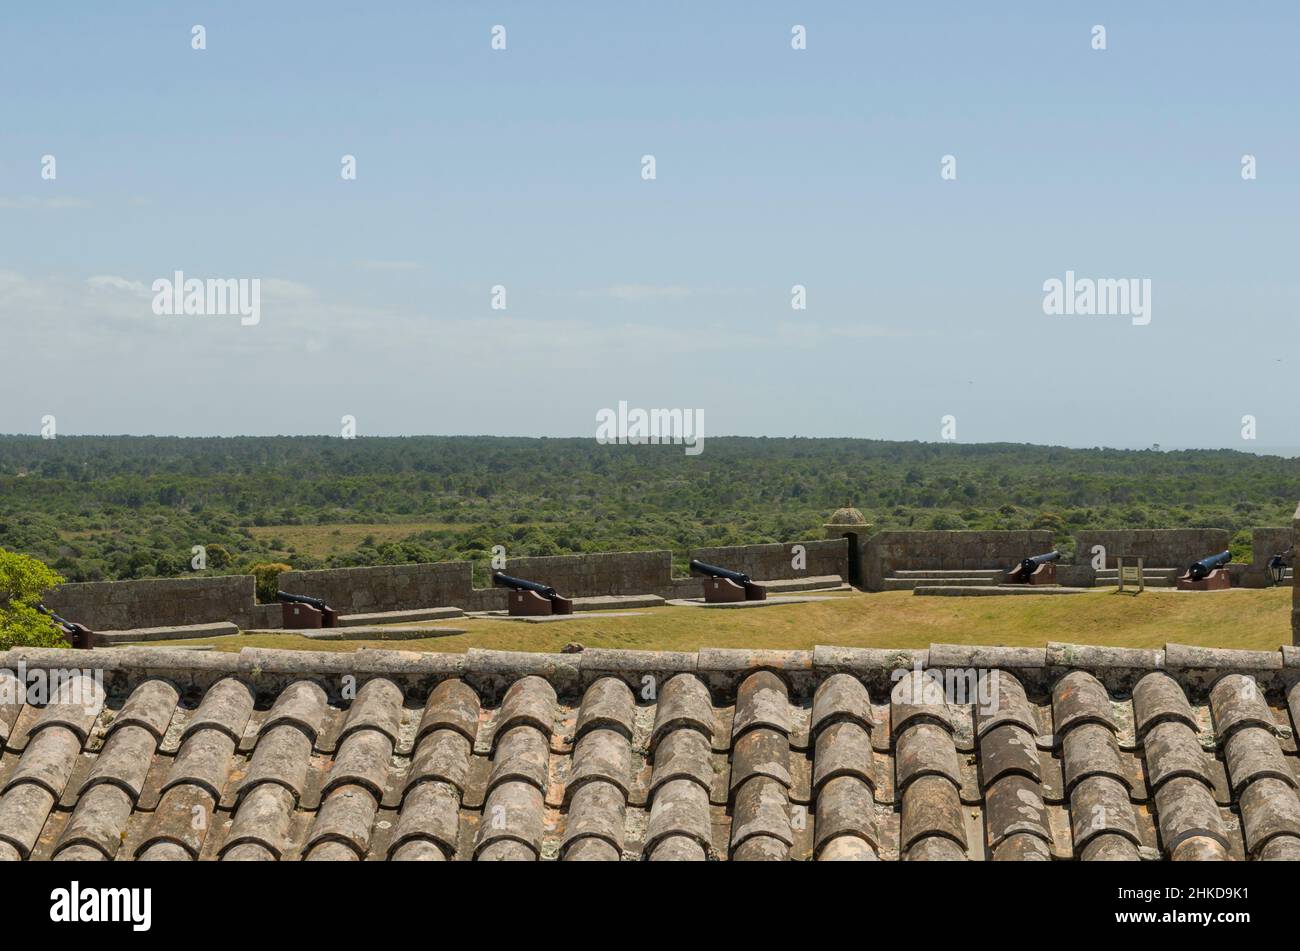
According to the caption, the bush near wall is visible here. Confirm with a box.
[1230,531,1253,564]
[0,548,68,650]
[250,563,292,604]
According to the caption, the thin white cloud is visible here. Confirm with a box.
[0,272,325,348]
[0,196,92,210]
[355,260,424,271]
[580,283,695,302]
[86,275,149,296]
[259,278,318,302]
[0,272,944,378]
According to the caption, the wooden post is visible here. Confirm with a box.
[1118,557,1144,594]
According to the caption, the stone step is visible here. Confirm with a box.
[1096,568,1179,578]
[759,575,846,593]
[572,594,666,610]
[667,595,834,609]
[883,577,1008,591]
[1096,568,1175,574]
[337,607,464,626]
[483,612,653,624]
[99,643,219,652]
[913,586,1093,597]
[97,621,239,644]
[244,625,468,640]
[892,570,1005,579]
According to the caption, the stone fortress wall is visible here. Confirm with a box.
[691,539,849,583]
[863,530,1055,590]
[1253,527,1293,567]
[1073,529,1232,571]
[43,575,258,632]
[278,561,474,616]
[41,524,1294,632]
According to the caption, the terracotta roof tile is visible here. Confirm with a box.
[1211,674,1278,739]
[390,789,456,859]
[179,677,254,744]
[305,783,378,859]
[812,721,874,792]
[976,682,1043,828]
[979,723,1040,785]
[567,725,631,800]
[650,673,713,752]
[1153,775,1230,859]
[975,673,1040,738]
[138,782,212,859]
[223,782,297,859]
[2,641,1300,860]
[728,671,792,861]
[1133,672,1198,735]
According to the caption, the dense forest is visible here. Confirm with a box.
[0,435,1295,582]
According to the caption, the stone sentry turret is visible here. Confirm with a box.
[824,503,870,588]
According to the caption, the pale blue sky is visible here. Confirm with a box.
[1,2,1297,452]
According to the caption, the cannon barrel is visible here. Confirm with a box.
[1188,551,1232,581]
[277,590,330,611]
[689,559,751,585]
[491,571,558,599]
[36,603,94,647]
[36,603,75,633]
[1019,550,1061,574]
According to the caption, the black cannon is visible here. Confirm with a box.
[1268,547,1294,585]
[277,590,339,628]
[37,604,95,649]
[492,571,573,616]
[1187,551,1231,581]
[1006,550,1061,585]
[1177,551,1232,591]
[689,559,767,603]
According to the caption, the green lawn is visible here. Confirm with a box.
[134,587,1295,655]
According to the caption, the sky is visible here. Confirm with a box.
[1,2,1298,453]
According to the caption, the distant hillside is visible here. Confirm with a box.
[0,435,1295,582]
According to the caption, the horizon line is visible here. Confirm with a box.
[1,432,1297,458]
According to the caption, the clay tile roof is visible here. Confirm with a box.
[2,641,1300,860]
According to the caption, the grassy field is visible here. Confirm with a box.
[137,587,1295,655]
[243,521,466,558]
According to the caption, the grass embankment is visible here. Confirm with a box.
[135,587,1294,655]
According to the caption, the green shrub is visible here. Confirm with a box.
[250,562,292,603]
[1032,511,1067,534]
[205,544,233,569]
[0,548,68,649]
[1230,530,1253,564]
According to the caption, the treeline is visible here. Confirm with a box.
[0,435,1294,582]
